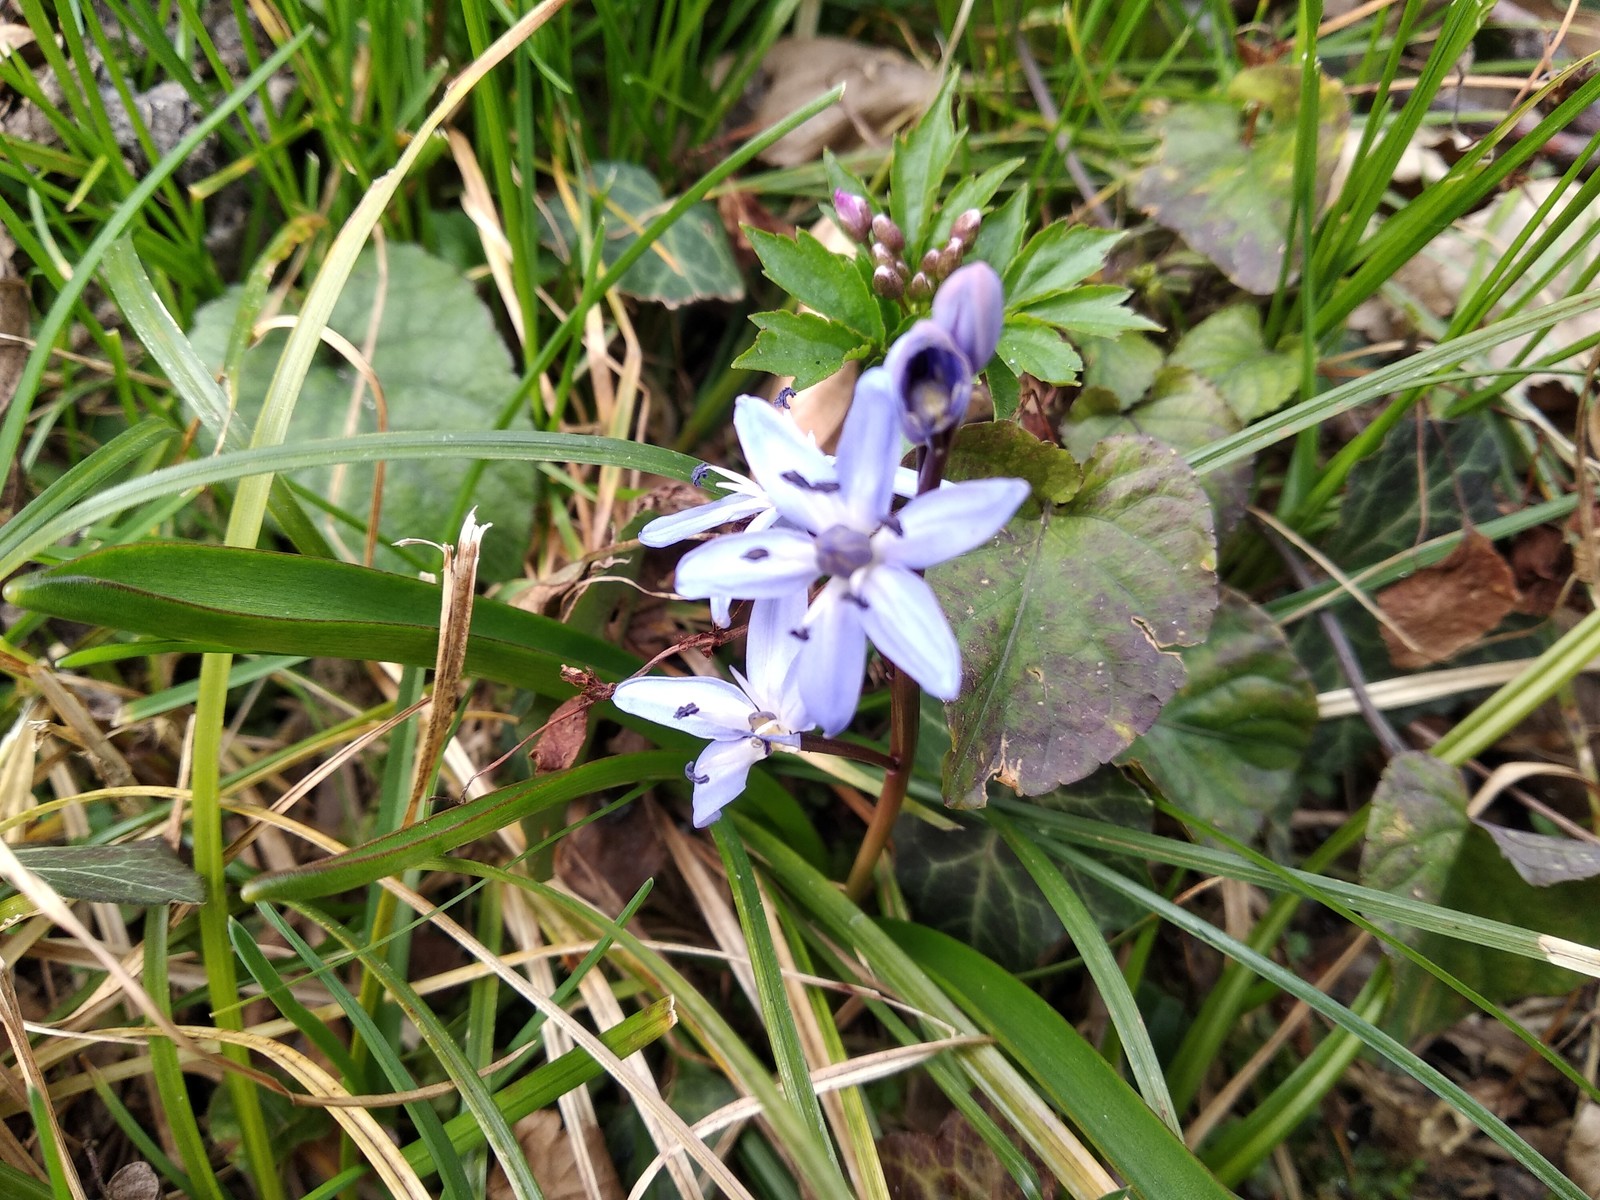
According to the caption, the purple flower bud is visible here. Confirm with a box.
[871,214,904,254]
[872,264,905,299]
[940,237,966,274]
[833,190,872,243]
[920,249,942,276]
[950,208,982,249]
[883,320,974,443]
[931,262,1004,372]
[871,242,899,269]
[907,272,933,302]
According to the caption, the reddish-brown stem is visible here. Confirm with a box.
[844,664,919,901]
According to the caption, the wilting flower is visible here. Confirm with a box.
[612,591,812,826]
[884,261,1005,444]
[673,381,1028,735]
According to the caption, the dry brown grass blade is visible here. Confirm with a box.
[240,805,754,1199]
[627,1035,992,1199]
[396,509,490,828]
[448,129,524,349]
[26,665,133,787]
[0,964,84,1197]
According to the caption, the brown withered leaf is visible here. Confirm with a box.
[720,37,941,167]
[487,1111,623,1200]
[878,1108,1058,1200]
[1508,523,1569,617]
[105,1162,161,1200]
[532,695,592,774]
[1377,527,1520,668]
[1,227,26,420]
[555,798,666,920]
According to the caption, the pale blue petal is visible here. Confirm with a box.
[733,395,844,533]
[932,262,1004,371]
[710,594,734,628]
[613,676,754,739]
[639,493,769,548]
[834,368,904,527]
[745,590,810,710]
[858,567,961,699]
[875,478,1029,570]
[797,580,869,736]
[674,529,819,600]
[689,737,766,827]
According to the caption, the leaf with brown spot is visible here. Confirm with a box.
[1376,527,1519,668]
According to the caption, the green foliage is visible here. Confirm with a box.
[933,425,1218,807]
[10,844,203,903]
[735,310,873,390]
[745,227,884,339]
[187,245,532,578]
[1168,306,1300,421]
[1120,591,1318,843]
[539,161,744,306]
[1134,64,1350,294]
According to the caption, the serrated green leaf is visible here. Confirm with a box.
[540,161,744,306]
[11,843,204,903]
[187,245,532,579]
[893,813,1064,970]
[734,310,870,389]
[1021,285,1160,338]
[890,76,959,256]
[996,316,1083,386]
[1169,306,1299,420]
[1132,65,1349,293]
[932,430,1217,807]
[746,228,882,339]
[1005,224,1124,308]
[974,186,1031,276]
[1120,591,1317,842]
[987,357,1022,422]
[930,158,1026,246]
[4,543,637,693]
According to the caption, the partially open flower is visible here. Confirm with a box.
[931,261,1003,373]
[883,261,1005,444]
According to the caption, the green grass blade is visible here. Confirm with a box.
[711,822,843,1176]
[0,429,697,579]
[986,809,1179,1134]
[240,753,685,903]
[0,29,310,476]
[882,920,1235,1200]
[1051,843,1590,1200]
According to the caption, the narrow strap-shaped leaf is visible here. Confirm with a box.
[882,921,1235,1200]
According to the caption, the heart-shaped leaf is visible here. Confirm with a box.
[932,425,1217,807]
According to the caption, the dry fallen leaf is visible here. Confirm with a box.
[487,1110,623,1200]
[1377,527,1520,668]
[104,1162,161,1200]
[721,37,940,167]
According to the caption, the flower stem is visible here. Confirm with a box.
[844,665,919,901]
[797,734,896,771]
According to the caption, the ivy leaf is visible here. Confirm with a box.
[745,228,883,339]
[932,426,1218,808]
[1119,591,1317,842]
[539,161,743,306]
[996,317,1083,386]
[187,245,531,579]
[12,843,204,903]
[892,813,1063,971]
[733,311,871,389]
[1005,224,1125,309]
[1169,306,1300,420]
[890,76,959,257]
[1132,65,1350,293]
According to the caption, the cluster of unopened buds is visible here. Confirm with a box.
[615,260,1028,827]
[832,190,982,302]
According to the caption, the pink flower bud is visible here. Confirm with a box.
[872,265,906,299]
[870,214,904,254]
[833,190,872,243]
